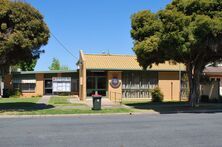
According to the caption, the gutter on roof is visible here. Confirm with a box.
[13,70,77,75]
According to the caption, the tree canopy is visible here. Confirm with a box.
[0,0,50,73]
[131,0,222,106]
[11,59,37,71]
[19,59,37,71]
[48,58,70,71]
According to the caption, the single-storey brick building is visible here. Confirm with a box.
[78,50,188,101]
[1,50,191,101]
[1,70,79,97]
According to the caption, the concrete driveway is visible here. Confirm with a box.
[0,113,222,147]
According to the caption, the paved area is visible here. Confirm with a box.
[0,113,222,147]
[37,95,51,104]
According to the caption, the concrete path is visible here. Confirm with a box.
[37,95,51,105]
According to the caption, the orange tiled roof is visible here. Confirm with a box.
[84,54,186,71]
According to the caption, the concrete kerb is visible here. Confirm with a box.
[0,111,160,119]
[1,109,222,118]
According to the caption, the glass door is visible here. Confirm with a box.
[96,77,107,96]
[86,73,107,96]
[44,79,52,94]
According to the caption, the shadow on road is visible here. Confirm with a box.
[125,102,222,114]
[0,102,54,112]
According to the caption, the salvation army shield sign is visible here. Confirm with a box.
[110,77,121,88]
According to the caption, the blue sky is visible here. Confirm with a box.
[25,0,172,71]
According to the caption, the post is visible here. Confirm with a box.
[171,82,173,101]
[179,64,182,101]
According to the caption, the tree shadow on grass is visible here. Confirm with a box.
[0,102,54,113]
[125,102,222,114]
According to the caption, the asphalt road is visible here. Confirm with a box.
[0,113,222,147]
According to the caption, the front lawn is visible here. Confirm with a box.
[0,97,44,113]
[123,100,222,113]
[0,96,132,115]
[0,97,40,103]
[49,96,70,105]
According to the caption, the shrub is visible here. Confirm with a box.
[9,89,21,97]
[200,95,209,103]
[58,92,70,96]
[32,95,42,98]
[151,87,164,102]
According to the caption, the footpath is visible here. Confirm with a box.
[37,95,51,104]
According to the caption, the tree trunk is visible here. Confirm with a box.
[187,63,193,102]
[186,63,202,107]
[190,66,202,107]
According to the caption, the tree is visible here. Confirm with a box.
[11,59,37,71]
[131,0,222,106]
[48,58,70,70]
[48,58,60,70]
[18,59,37,71]
[0,0,50,73]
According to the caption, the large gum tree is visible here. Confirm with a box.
[0,0,50,73]
[131,0,222,106]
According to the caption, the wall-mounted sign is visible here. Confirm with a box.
[52,77,71,92]
[110,77,121,88]
[52,77,71,82]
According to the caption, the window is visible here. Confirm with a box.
[13,76,36,93]
[21,83,36,92]
[13,83,20,90]
[13,83,36,93]
[122,71,158,98]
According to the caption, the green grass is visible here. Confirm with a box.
[2,97,222,115]
[0,97,40,103]
[0,97,43,113]
[123,100,222,113]
[1,107,132,115]
[49,96,70,105]
[0,96,132,115]
[48,96,86,107]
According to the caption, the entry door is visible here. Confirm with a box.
[44,79,52,94]
[87,77,107,96]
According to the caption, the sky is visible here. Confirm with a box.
[24,0,172,71]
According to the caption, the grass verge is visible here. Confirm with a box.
[49,96,70,105]
[0,97,40,103]
[1,108,132,115]
[0,97,132,115]
[123,100,222,113]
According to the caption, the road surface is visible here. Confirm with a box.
[0,113,222,147]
